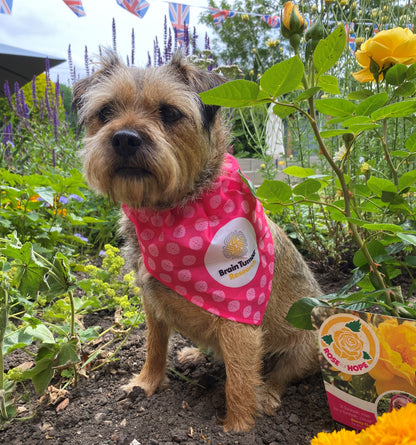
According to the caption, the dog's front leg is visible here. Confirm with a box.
[123,304,171,396]
[218,321,263,432]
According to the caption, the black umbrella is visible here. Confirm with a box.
[0,43,66,96]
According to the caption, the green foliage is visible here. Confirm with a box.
[200,20,416,328]
[0,63,142,422]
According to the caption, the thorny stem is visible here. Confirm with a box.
[380,120,399,186]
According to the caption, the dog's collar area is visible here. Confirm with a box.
[123,153,275,325]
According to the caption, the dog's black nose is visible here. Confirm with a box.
[112,130,142,157]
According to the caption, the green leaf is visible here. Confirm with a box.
[405,133,416,153]
[385,64,407,85]
[314,98,355,117]
[395,82,416,97]
[260,56,304,98]
[353,240,391,268]
[34,186,55,207]
[24,324,55,344]
[199,80,261,108]
[322,334,333,345]
[283,166,315,178]
[285,297,329,330]
[407,62,416,80]
[56,341,80,367]
[320,129,353,138]
[397,233,416,246]
[371,100,416,120]
[22,344,57,395]
[318,75,340,95]
[367,176,397,197]
[346,320,361,332]
[355,92,388,116]
[293,178,322,198]
[313,24,346,75]
[363,351,372,360]
[256,180,293,204]
[273,102,294,118]
[1,242,47,298]
[295,87,320,103]
[239,170,257,198]
[362,223,403,233]
[45,252,75,295]
[399,170,416,191]
[390,150,411,157]
[347,89,374,100]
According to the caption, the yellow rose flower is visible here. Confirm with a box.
[332,327,364,361]
[352,27,416,82]
[281,1,306,37]
[368,318,416,395]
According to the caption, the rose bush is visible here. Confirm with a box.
[332,327,364,361]
[352,27,416,82]
[369,318,416,395]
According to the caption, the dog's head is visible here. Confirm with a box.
[73,50,227,209]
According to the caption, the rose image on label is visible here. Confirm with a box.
[319,314,380,375]
[205,217,260,289]
[368,318,416,395]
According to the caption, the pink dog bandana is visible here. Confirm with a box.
[122,154,274,325]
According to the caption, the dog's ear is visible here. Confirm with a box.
[72,49,124,116]
[169,53,226,127]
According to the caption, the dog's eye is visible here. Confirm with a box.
[160,105,183,124]
[98,105,113,123]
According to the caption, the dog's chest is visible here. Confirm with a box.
[124,154,275,325]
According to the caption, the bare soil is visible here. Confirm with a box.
[2,270,348,445]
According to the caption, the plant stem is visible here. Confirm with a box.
[0,291,9,419]
[303,94,393,308]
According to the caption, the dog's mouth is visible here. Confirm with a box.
[115,166,151,178]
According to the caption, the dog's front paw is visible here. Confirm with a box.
[121,373,169,397]
[222,413,255,433]
[261,387,282,416]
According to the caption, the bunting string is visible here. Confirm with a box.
[2,0,414,49]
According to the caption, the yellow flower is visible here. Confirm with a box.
[357,402,416,444]
[360,162,371,173]
[281,1,306,37]
[352,27,416,82]
[312,403,416,444]
[368,318,416,395]
[311,428,357,445]
[241,14,249,21]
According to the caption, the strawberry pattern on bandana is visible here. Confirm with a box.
[122,153,275,325]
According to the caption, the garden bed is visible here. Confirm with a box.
[2,271,347,445]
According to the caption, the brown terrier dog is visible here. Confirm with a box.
[73,50,321,432]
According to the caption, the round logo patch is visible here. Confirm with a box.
[319,314,380,375]
[204,217,260,288]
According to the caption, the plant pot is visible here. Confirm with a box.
[312,307,416,430]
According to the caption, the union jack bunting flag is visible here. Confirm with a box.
[0,0,13,14]
[62,0,86,17]
[116,0,150,19]
[169,2,190,45]
[344,22,355,54]
[210,9,236,26]
[261,15,280,28]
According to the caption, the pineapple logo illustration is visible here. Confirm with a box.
[223,230,248,259]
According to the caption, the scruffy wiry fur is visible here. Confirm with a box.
[73,50,321,432]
